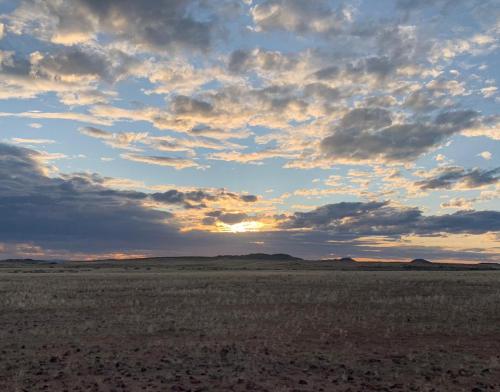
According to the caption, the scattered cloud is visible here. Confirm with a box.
[479,151,492,160]
[440,197,473,210]
[80,127,149,151]
[250,0,352,36]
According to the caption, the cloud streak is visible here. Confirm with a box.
[416,166,500,190]
[121,153,207,170]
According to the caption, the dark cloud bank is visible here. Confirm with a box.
[0,143,498,261]
[283,201,500,236]
[0,143,255,256]
[417,166,500,190]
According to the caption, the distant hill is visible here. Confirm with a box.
[324,257,357,263]
[410,258,432,264]
[2,255,499,271]
[215,253,303,261]
[0,259,63,264]
[2,258,36,263]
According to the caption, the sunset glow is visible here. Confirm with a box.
[218,221,265,233]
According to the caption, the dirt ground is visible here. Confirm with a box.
[0,260,499,391]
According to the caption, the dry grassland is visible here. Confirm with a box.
[0,261,499,391]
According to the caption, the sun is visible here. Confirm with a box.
[218,221,264,233]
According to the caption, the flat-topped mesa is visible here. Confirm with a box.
[410,258,433,264]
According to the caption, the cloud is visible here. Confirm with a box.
[403,81,461,113]
[283,201,500,237]
[150,189,257,210]
[0,142,260,255]
[307,25,430,87]
[0,110,113,125]
[481,86,497,98]
[396,0,452,10]
[204,211,249,225]
[283,201,390,230]
[80,126,148,150]
[171,95,215,116]
[0,142,179,253]
[440,197,473,209]
[151,135,244,154]
[0,47,133,103]
[227,48,301,75]
[10,138,55,145]
[416,166,500,190]
[31,47,118,82]
[320,108,480,163]
[88,84,314,135]
[208,149,299,164]
[479,151,492,160]
[418,210,500,235]
[429,32,498,62]
[79,126,244,156]
[250,0,351,36]
[145,60,239,96]
[0,142,497,261]
[461,119,500,140]
[121,153,207,170]
[9,0,228,51]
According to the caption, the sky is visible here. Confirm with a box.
[0,0,499,262]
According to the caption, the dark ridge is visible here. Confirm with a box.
[2,258,37,263]
[215,253,303,261]
[0,259,66,265]
[410,258,432,264]
[324,257,357,263]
